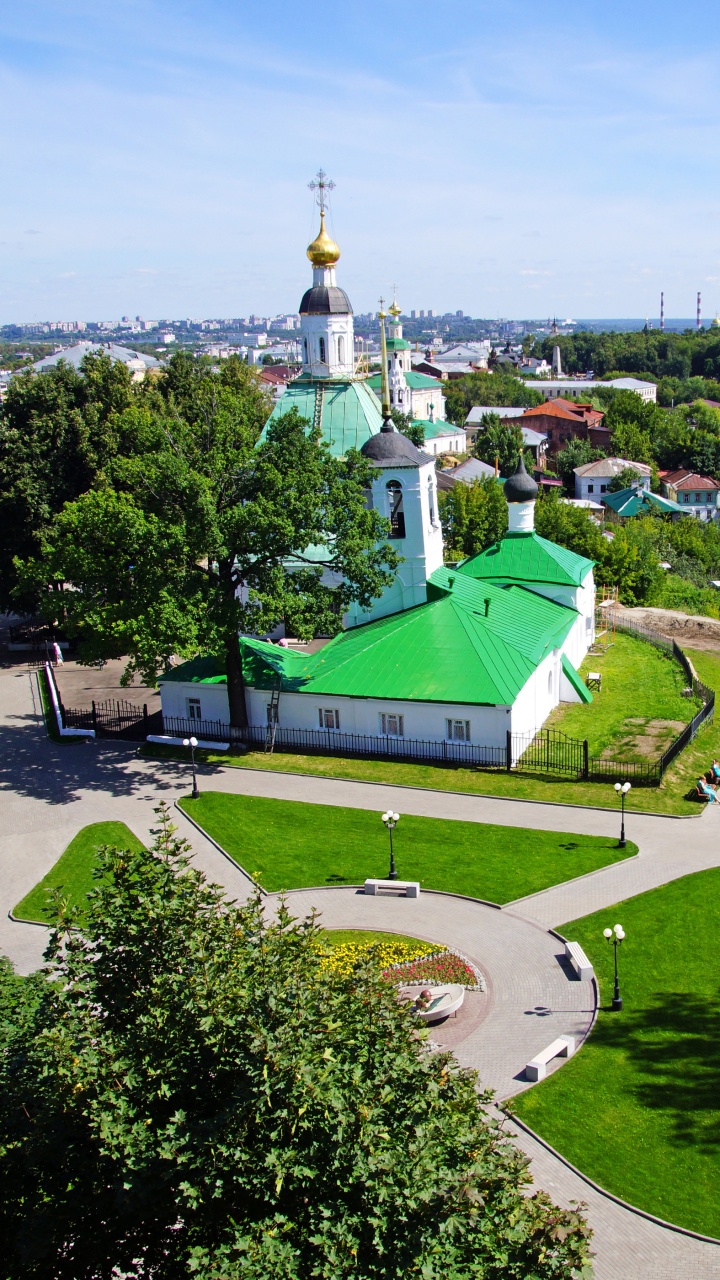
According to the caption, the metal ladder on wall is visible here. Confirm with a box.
[265,683,280,752]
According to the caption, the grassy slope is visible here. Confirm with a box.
[545,632,697,758]
[178,791,633,902]
[14,822,145,924]
[513,868,720,1237]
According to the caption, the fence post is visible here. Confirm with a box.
[92,700,98,735]
[583,739,589,780]
[143,704,149,737]
[506,729,512,772]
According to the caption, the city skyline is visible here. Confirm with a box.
[1,0,719,322]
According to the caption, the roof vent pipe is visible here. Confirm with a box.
[448,575,454,588]
[484,598,491,616]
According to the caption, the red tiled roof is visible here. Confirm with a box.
[662,470,720,490]
[522,398,604,425]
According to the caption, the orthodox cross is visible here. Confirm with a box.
[308,169,335,213]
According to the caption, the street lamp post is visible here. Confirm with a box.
[381,810,400,880]
[614,780,631,848]
[183,735,200,800]
[603,923,625,1011]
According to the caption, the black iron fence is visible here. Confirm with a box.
[61,695,163,740]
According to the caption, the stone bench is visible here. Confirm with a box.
[565,940,594,982]
[364,878,420,898]
[525,1034,575,1082]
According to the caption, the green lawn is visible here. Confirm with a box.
[547,632,700,761]
[513,869,720,1237]
[319,929,433,949]
[178,791,633,902]
[13,822,145,924]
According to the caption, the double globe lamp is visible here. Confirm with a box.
[603,922,626,1011]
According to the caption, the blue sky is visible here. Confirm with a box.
[1,0,719,322]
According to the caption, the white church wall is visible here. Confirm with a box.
[159,680,231,726]
[509,651,560,754]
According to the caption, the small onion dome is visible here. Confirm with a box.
[360,421,426,468]
[299,285,353,315]
[504,454,538,503]
[306,210,340,267]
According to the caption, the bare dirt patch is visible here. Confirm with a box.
[617,606,720,652]
[602,717,687,761]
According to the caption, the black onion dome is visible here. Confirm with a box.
[360,422,426,468]
[504,454,538,503]
[299,285,353,315]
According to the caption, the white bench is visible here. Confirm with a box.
[525,1034,575,1082]
[565,940,594,982]
[364,878,420,898]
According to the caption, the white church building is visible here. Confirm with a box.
[159,197,596,761]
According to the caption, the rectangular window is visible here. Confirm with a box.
[318,708,340,730]
[380,712,404,737]
[187,698,202,721]
[684,493,690,503]
[446,718,471,742]
[587,484,594,493]
[600,484,607,493]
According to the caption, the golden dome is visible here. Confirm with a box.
[389,295,401,318]
[306,210,340,267]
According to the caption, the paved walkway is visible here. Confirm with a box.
[2,662,719,1278]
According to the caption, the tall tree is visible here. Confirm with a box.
[439,476,508,558]
[0,353,134,610]
[0,807,592,1279]
[473,418,526,478]
[554,439,606,493]
[23,356,398,727]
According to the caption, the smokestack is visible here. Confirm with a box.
[697,291,702,330]
[660,292,664,331]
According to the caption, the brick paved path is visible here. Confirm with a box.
[2,662,719,1278]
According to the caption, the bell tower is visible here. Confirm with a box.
[299,171,355,379]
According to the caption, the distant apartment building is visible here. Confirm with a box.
[523,377,657,403]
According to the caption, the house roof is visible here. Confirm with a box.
[601,487,679,516]
[465,406,527,424]
[32,341,161,372]
[661,470,720,491]
[414,418,465,439]
[521,399,587,422]
[456,530,594,588]
[262,375,383,457]
[574,456,651,479]
[367,370,444,392]
[445,457,499,484]
[162,569,578,708]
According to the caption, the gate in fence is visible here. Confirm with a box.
[62,698,163,740]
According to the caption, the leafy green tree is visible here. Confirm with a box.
[554,439,606,492]
[607,466,645,493]
[473,419,526,478]
[23,356,398,727]
[0,353,134,610]
[443,371,542,425]
[534,489,606,562]
[439,475,508,558]
[601,525,663,606]
[0,807,592,1280]
[608,420,654,466]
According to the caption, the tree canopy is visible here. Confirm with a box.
[472,418,526,478]
[443,371,543,425]
[20,353,399,725]
[439,475,508,559]
[0,807,592,1280]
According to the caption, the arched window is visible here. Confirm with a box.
[428,476,436,526]
[337,334,345,364]
[547,669,553,697]
[319,336,326,364]
[386,480,405,538]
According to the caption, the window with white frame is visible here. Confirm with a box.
[380,712,404,737]
[187,697,202,721]
[337,335,345,364]
[319,336,326,364]
[318,708,340,730]
[446,718,471,742]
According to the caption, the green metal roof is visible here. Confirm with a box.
[386,337,411,351]
[158,655,227,685]
[413,419,463,439]
[457,531,594,589]
[167,570,576,708]
[602,487,679,517]
[561,653,593,704]
[367,370,443,392]
[261,376,383,457]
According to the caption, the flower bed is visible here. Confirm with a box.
[319,937,441,980]
[385,948,485,990]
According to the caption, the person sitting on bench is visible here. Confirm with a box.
[698,776,719,804]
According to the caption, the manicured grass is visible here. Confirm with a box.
[513,869,720,1238]
[178,791,634,902]
[546,631,699,760]
[14,821,145,924]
